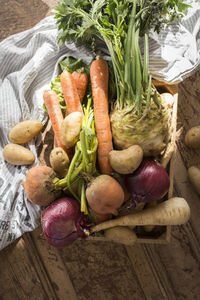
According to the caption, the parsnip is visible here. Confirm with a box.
[91,197,190,232]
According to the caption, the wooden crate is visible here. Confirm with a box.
[88,81,178,245]
[39,81,178,246]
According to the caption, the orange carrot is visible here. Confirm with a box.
[43,90,70,155]
[90,59,113,175]
[72,71,88,102]
[60,70,83,116]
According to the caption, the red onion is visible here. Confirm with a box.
[41,197,90,247]
[124,159,170,207]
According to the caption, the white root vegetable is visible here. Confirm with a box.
[188,166,200,196]
[104,226,137,245]
[185,125,200,149]
[143,201,157,233]
[9,120,43,144]
[91,197,190,232]
[60,112,83,148]
[108,145,143,174]
[3,144,35,165]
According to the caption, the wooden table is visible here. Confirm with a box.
[1,1,200,299]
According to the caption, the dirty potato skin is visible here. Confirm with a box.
[86,175,125,215]
[60,112,83,148]
[108,145,143,174]
[188,166,200,195]
[50,147,70,177]
[185,125,200,148]
[3,144,35,165]
[9,120,43,144]
[104,226,137,245]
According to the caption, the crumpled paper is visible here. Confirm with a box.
[0,0,199,250]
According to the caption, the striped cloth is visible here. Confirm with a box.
[0,1,200,250]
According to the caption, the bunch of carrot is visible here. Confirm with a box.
[43,58,113,176]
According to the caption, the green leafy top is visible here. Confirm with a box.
[54,0,190,111]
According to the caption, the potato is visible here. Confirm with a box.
[108,145,143,174]
[188,166,200,195]
[50,147,70,177]
[3,144,35,165]
[104,226,137,245]
[185,125,200,148]
[9,120,43,144]
[60,112,83,148]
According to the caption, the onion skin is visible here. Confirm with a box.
[124,159,170,207]
[42,197,88,247]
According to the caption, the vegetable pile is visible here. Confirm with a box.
[3,0,191,247]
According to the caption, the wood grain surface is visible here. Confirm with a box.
[1,1,200,300]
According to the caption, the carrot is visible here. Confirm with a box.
[60,70,83,116]
[91,197,190,233]
[72,71,88,102]
[43,90,69,154]
[90,58,113,175]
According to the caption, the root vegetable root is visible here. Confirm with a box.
[86,175,125,215]
[90,58,113,175]
[22,166,61,206]
[91,197,190,232]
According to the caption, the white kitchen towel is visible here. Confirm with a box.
[0,0,200,250]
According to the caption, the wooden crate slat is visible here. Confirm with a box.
[125,244,167,299]
[0,238,50,300]
[31,227,78,300]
